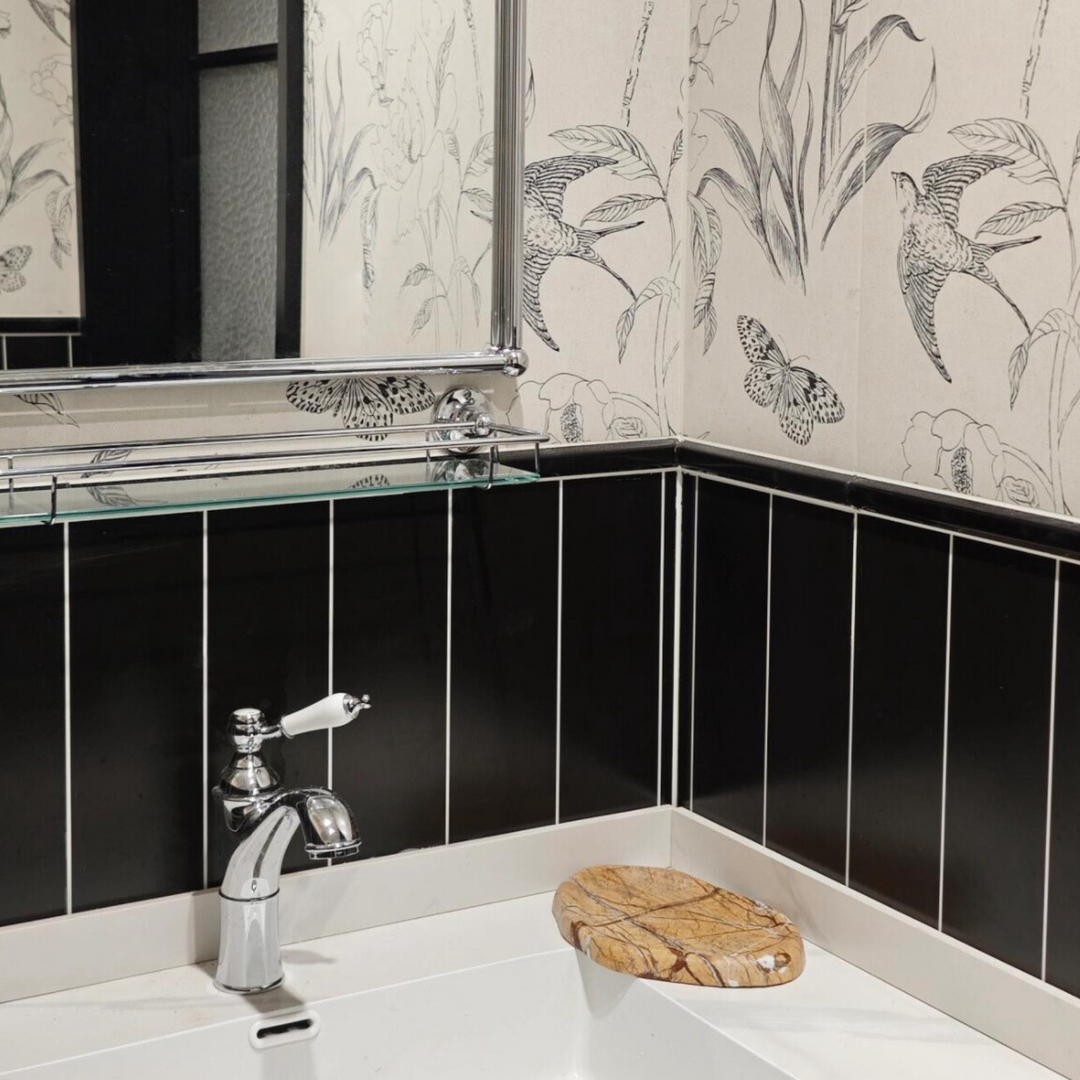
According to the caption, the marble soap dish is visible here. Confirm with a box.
[552,865,805,988]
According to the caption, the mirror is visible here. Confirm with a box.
[0,0,500,371]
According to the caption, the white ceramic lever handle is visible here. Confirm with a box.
[281,692,371,738]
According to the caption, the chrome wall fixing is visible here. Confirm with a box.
[212,692,371,995]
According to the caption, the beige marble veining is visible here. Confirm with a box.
[552,865,805,988]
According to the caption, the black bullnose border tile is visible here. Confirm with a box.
[690,477,770,843]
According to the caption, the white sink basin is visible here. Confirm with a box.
[0,893,1058,1079]
[13,950,779,1080]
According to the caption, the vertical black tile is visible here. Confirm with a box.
[944,538,1053,976]
[1048,561,1080,995]
[660,473,677,805]
[207,502,330,884]
[5,335,70,369]
[70,515,203,911]
[561,475,662,822]
[0,527,65,926]
[450,484,558,842]
[332,493,447,860]
[850,518,949,925]
[677,475,698,809]
[766,497,853,881]
[691,480,769,842]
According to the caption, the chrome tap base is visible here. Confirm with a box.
[214,892,284,995]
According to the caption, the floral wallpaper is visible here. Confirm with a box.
[8,0,1080,529]
[684,0,1080,517]
[0,0,77,316]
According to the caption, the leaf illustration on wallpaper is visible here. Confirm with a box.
[27,0,69,46]
[305,0,492,350]
[286,375,435,438]
[522,155,641,352]
[737,315,844,446]
[894,156,1039,382]
[14,390,76,426]
[695,0,935,292]
[0,77,69,249]
[545,120,685,437]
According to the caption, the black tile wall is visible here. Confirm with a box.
[691,479,769,842]
[0,527,66,926]
[849,517,950,926]
[207,502,330,884]
[765,496,853,881]
[4,335,71,369]
[449,485,559,842]
[1048,560,1080,996]
[69,515,203,911]
[561,474,662,822]
[943,538,1054,975]
[660,473,677,805]
[332,493,447,860]
[677,475,697,809]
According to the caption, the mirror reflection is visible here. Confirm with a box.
[0,0,494,370]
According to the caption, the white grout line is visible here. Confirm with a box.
[66,336,74,368]
[670,471,684,808]
[938,534,955,933]
[327,500,335,793]
[444,489,453,846]
[763,494,773,847]
[656,473,666,806]
[63,522,72,914]
[689,478,700,812]
[1,336,7,370]
[201,512,208,890]
[555,480,564,824]
[535,467,677,485]
[845,513,859,887]
[1041,560,1061,981]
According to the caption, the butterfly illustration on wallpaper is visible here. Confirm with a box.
[286,375,436,438]
[737,315,845,446]
[0,245,31,292]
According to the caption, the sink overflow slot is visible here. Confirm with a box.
[249,1010,322,1051]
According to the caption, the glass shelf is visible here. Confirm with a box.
[0,456,538,527]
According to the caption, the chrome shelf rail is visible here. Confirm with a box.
[0,418,549,524]
[0,347,526,395]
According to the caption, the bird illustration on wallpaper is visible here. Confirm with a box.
[737,315,844,446]
[522,155,642,352]
[897,107,1080,517]
[894,155,1039,382]
[693,0,935,299]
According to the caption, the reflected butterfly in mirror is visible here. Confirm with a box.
[737,315,845,446]
[286,375,436,440]
[0,245,32,292]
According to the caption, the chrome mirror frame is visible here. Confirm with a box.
[0,0,528,397]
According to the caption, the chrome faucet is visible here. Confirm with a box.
[212,692,371,994]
